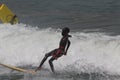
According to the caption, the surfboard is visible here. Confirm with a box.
[0,4,18,24]
[0,63,36,74]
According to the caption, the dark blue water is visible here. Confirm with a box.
[1,0,120,34]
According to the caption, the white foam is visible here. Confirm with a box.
[0,23,120,74]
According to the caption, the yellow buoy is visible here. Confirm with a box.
[0,4,18,24]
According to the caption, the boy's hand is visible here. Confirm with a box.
[63,51,67,55]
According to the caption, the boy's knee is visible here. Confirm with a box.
[45,53,49,57]
[49,59,52,63]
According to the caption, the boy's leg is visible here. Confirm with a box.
[35,49,56,72]
[35,53,51,71]
[49,57,56,73]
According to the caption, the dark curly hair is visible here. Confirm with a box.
[62,27,70,36]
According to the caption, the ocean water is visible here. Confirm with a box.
[0,0,120,80]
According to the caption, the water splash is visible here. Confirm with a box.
[0,23,120,75]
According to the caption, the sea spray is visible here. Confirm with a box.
[0,24,120,75]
